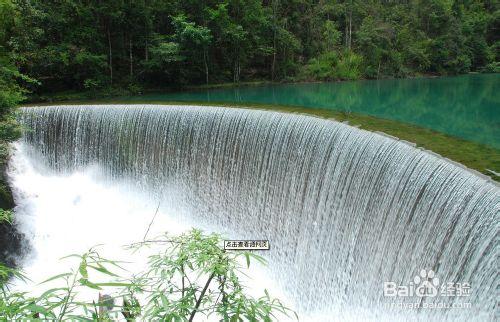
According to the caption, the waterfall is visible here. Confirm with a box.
[19,105,499,321]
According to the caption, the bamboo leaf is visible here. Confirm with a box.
[244,252,250,268]
[79,278,102,290]
[39,273,72,284]
[79,261,88,279]
[37,287,68,300]
[26,303,49,315]
[94,282,133,287]
[87,264,118,277]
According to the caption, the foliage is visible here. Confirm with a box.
[0,0,495,93]
[323,20,342,52]
[0,229,296,321]
[481,62,500,73]
[0,0,38,215]
[300,51,363,81]
[0,0,37,133]
[0,208,12,224]
[0,61,24,116]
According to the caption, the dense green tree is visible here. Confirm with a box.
[0,1,36,268]
[0,0,36,142]
[172,14,212,84]
[0,0,23,115]
[1,0,497,92]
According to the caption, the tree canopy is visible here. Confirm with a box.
[0,0,497,152]
[1,0,499,92]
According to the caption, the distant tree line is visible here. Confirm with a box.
[1,0,499,93]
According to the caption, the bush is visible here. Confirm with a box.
[480,61,500,73]
[300,51,363,81]
[83,78,102,91]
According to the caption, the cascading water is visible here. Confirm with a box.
[12,105,499,321]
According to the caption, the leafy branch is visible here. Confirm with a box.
[0,229,297,321]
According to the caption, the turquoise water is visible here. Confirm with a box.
[127,74,500,149]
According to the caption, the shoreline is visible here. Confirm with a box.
[25,72,495,104]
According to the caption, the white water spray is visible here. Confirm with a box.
[10,105,500,321]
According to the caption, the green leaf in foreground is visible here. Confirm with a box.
[0,230,296,321]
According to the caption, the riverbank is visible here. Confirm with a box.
[27,80,275,103]
[27,73,485,104]
[22,101,499,182]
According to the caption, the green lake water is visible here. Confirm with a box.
[126,73,499,149]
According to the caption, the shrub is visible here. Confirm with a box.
[300,50,363,81]
[0,229,297,321]
[480,62,500,73]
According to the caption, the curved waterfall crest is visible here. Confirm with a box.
[20,105,499,320]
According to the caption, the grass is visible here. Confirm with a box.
[24,99,500,182]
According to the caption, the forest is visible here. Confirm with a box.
[0,0,498,97]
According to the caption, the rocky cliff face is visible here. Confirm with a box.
[0,151,27,268]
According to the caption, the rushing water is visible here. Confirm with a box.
[14,105,500,321]
[123,74,500,149]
